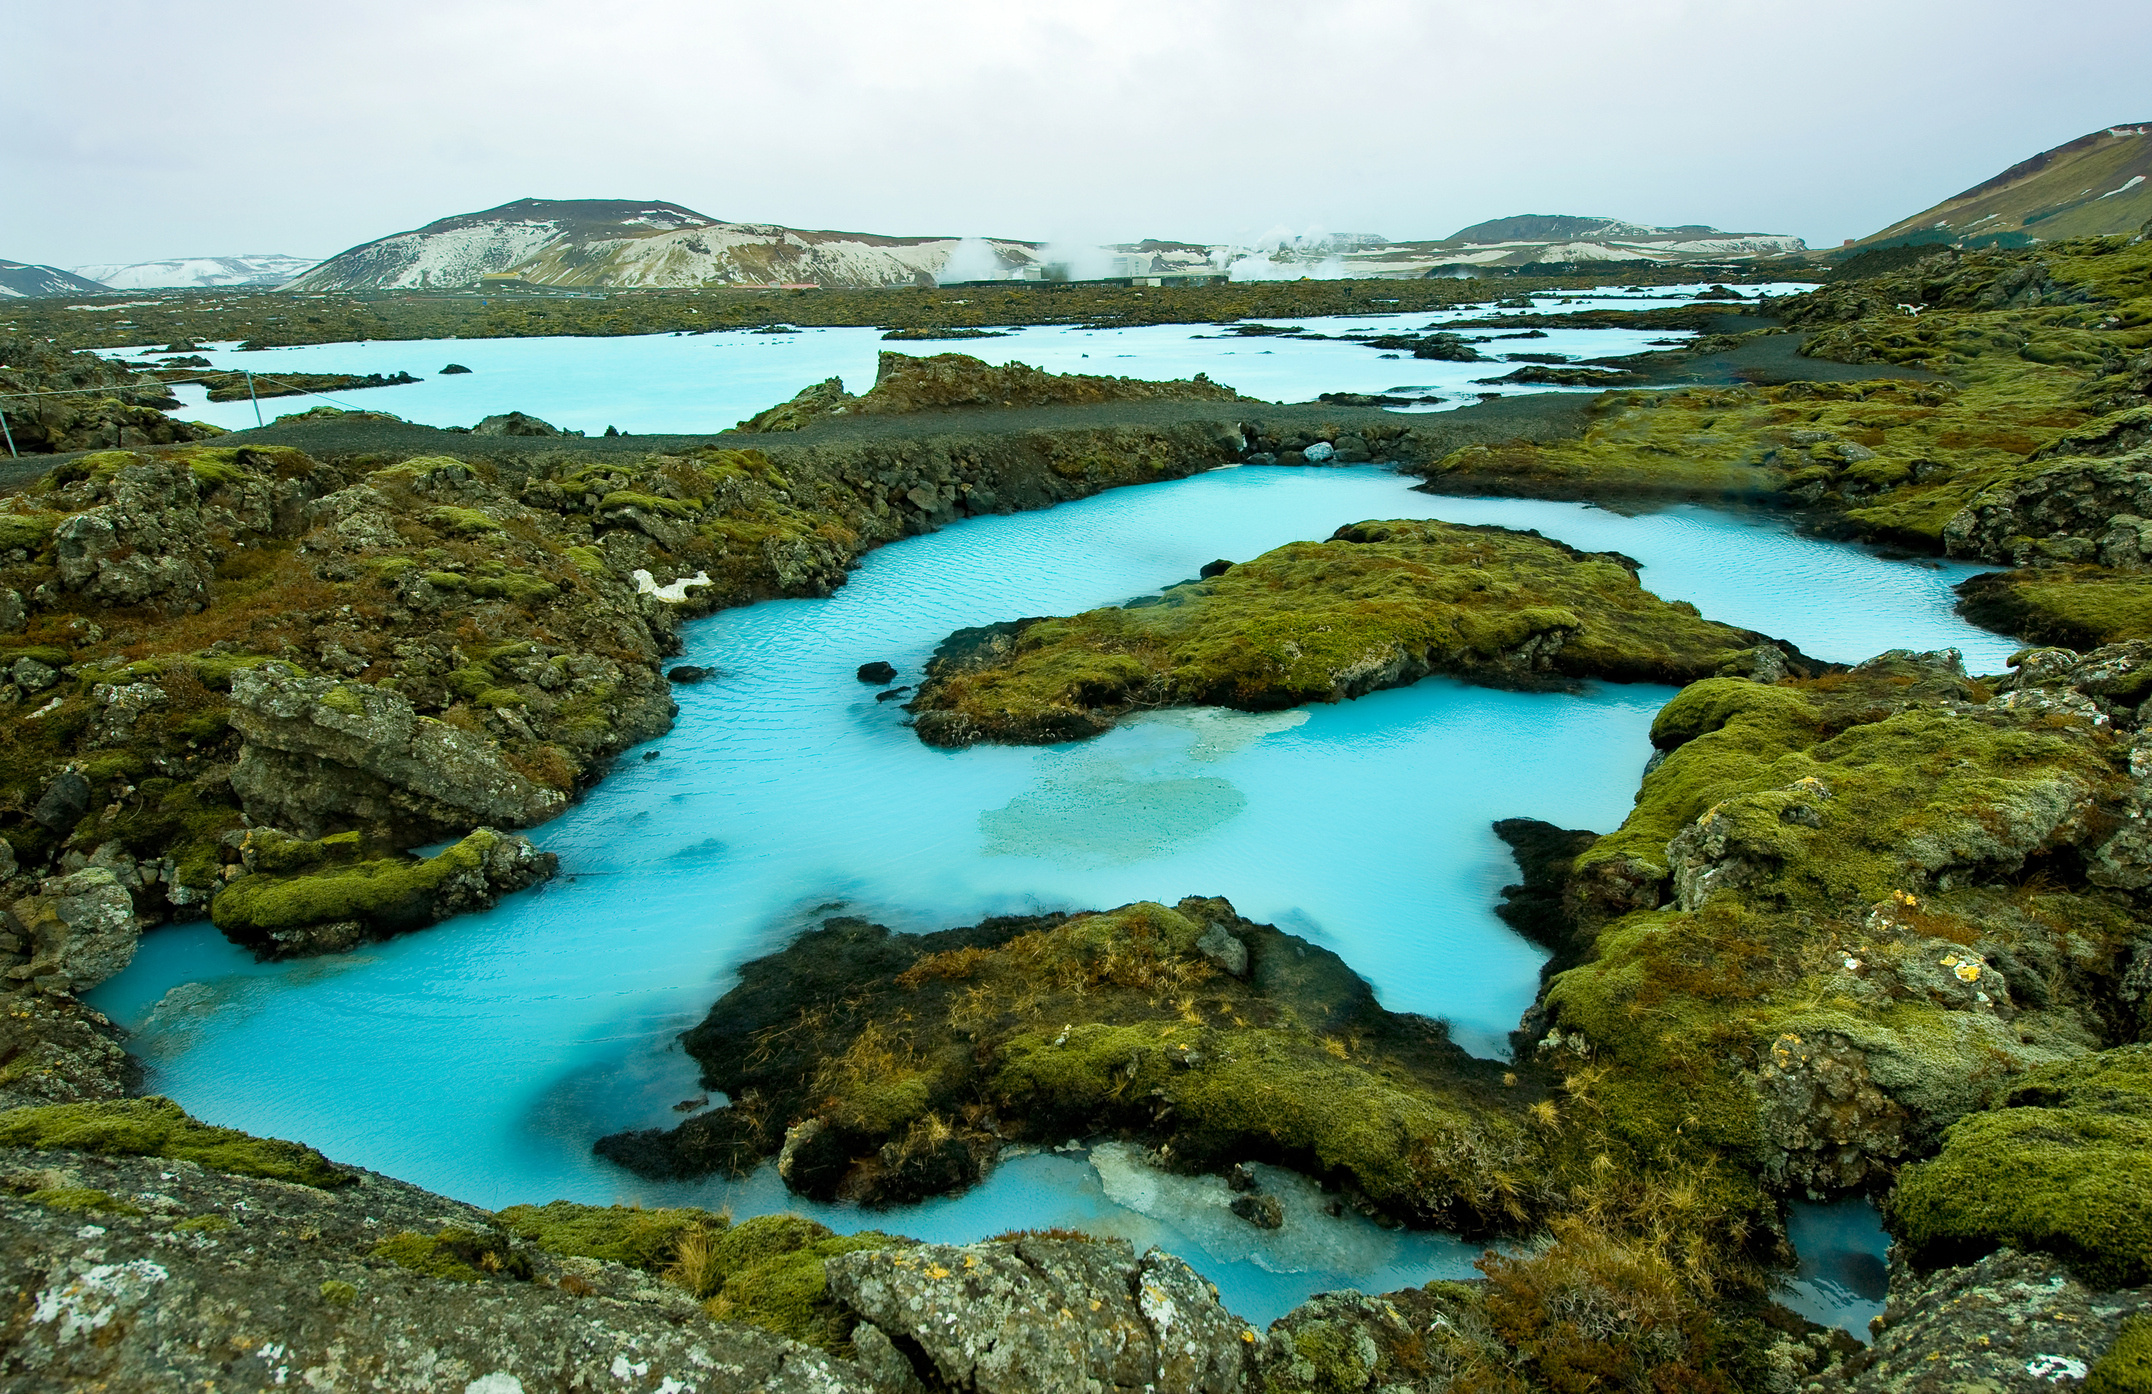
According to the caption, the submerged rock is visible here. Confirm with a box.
[1229,1193,1284,1228]
[667,664,711,684]
[856,660,898,684]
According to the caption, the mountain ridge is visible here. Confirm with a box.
[287,198,1047,292]
[1851,123,2152,252]
[0,260,113,299]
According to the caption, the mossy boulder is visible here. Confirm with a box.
[0,1096,349,1188]
[210,826,557,958]
[908,519,1800,747]
[495,1199,726,1271]
[1890,1046,2152,1286]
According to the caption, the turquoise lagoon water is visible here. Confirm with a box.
[1781,1200,1892,1341]
[89,462,1996,1323]
[118,284,1809,437]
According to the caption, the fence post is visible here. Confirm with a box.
[245,370,262,426]
[0,405,15,458]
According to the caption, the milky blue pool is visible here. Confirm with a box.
[114,284,1807,436]
[89,462,1998,1323]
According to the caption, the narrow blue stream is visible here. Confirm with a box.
[89,464,2000,1323]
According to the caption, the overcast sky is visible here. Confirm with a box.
[7,0,2148,267]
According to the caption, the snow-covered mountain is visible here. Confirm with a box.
[71,254,320,289]
[0,260,114,298]
[286,199,1044,291]
[1310,216,1807,276]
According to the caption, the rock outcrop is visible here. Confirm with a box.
[227,667,568,844]
[1943,445,2152,566]
[827,1237,1250,1394]
[0,1140,876,1394]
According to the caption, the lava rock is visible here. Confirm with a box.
[666,665,710,684]
[31,771,91,832]
[438,363,473,374]
[471,411,560,437]
[1226,1162,1259,1193]
[874,686,913,702]
[1199,559,1234,579]
[1230,1193,1285,1229]
[857,661,898,684]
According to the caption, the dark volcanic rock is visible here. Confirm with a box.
[30,772,90,833]
[1199,558,1234,578]
[667,665,710,684]
[471,411,560,437]
[439,363,473,374]
[856,660,898,684]
[1230,1193,1285,1229]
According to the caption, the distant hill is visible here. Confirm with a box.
[0,260,113,298]
[1314,216,1806,276]
[73,254,319,290]
[286,199,1044,291]
[1851,124,2152,252]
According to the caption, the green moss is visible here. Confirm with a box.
[0,1097,349,1188]
[703,1215,901,1350]
[319,685,365,715]
[1890,1046,2152,1287]
[1958,568,2152,648]
[0,645,72,670]
[2090,1315,2152,1394]
[187,652,287,691]
[23,1187,145,1216]
[211,828,507,947]
[319,1279,358,1304]
[495,1200,726,1270]
[467,572,560,604]
[176,1214,233,1232]
[911,519,1768,744]
[423,570,467,590]
[599,490,702,519]
[565,545,606,577]
[371,1227,531,1283]
[0,512,63,553]
[425,505,502,536]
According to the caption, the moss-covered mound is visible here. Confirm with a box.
[1541,648,2149,1195]
[495,1198,729,1271]
[694,1215,902,1350]
[1890,1046,2152,1287]
[490,1202,904,1352]
[907,519,1798,747]
[210,826,554,958]
[599,898,1543,1234]
[0,1096,350,1188]
[738,350,1252,433]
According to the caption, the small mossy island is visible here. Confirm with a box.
[907,518,1807,746]
[738,350,1251,432]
